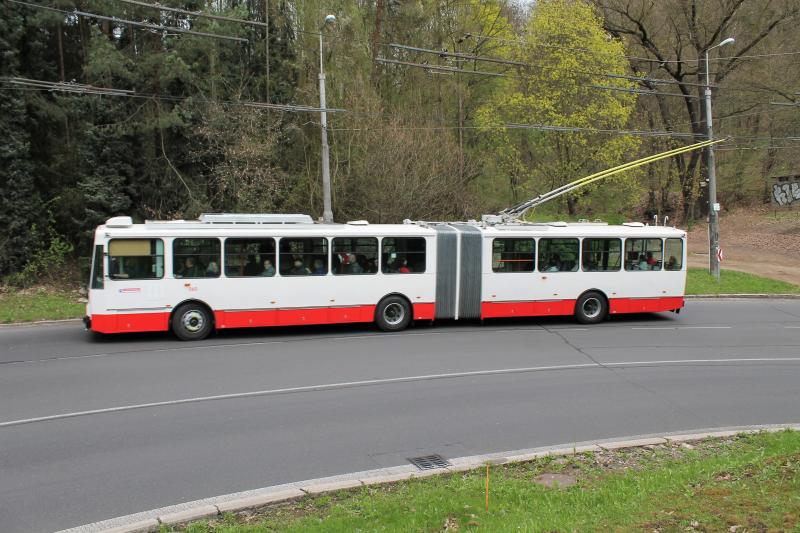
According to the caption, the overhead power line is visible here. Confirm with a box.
[9,0,248,43]
[387,42,711,89]
[329,120,800,144]
[461,32,800,64]
[114,0,267,28]
[0,77,345,113]
[375,57,502,77]
[377,55,695,99]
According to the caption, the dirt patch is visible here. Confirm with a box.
[686,207,800,285]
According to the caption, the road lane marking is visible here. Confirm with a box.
[631,326,732,330]
[784,326,800,329]
[2,357,800,429]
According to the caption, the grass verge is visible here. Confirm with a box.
[172,430,800,532]
[0,287,84,323]
[686,267,800,295]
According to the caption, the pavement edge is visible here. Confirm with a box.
[56,423,800,533]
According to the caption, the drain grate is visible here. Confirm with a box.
[407,454,451,470]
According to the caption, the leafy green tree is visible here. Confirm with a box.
[476,0,641,216]
[0,4,43,275]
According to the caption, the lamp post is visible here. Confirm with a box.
[318,14,336,224]
[704,36,734,280]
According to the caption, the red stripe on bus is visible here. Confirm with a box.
[609,296,684,314]
[481,296,684,319]
[91,312,170,333]
[481,300,576,318]
[92,301,437,334]
[413,302,436,320]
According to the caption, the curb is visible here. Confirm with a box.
[0,318,83,328]
[56,423,800,533]
[685,294,800,299]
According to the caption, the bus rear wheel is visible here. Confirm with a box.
[575,291,607,325]
[375,296,411,332]
[172,303,213,341]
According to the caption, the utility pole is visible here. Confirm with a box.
[319,15,336,224]
[704,37,734,281]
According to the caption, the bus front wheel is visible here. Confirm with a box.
[575,291,607,325]
[375,296,412,332]
[172,303,213,341]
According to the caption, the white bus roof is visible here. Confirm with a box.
[97,215,685,238]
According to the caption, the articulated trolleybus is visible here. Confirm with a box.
[85,213,687,340]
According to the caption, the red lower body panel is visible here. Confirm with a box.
[215,305,377,329]
[413,302,436,320]
[609,296,684,314]
[481,300,576,318]
[482,296,684,319]
[92,301,437,334]
[91,312,170,334]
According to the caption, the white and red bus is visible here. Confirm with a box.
[85,213,686,340]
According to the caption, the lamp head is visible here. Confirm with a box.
[324,14,336,26]
[719,37,735,46]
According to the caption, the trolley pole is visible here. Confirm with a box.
[704,37,734,281]
[318,15,336,224]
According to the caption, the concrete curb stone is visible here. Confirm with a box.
[57,423,800,533]
[599,437,667,450]
[157,506,219,526]
[215,488,306,514]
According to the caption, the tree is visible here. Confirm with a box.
[476,0,641,216]
[592,0,800,219]
[0,3,43,275]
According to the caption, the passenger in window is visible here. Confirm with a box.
[312,258,327,275]
[261,259,275,277]
[665,256,678,271]
[346,254,363,274]
[545,253,561,272]
[646,251,657,268]
[244,257,260,276]
[365,257,377,273]
[637,254,649,271]
[179,257,203,278]
[206,260,219,277]
[398,259,411,273]
[289,259,310,276]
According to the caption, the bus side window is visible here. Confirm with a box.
[624,238,663,271]
[332,237,378,275]
[538,238,579,272]
[108,239,164,280]
[173,238,221,278]
[581,238,621,272]
[381,237,426,274]
[492,238,535,272]
[280,237,328,276]
[225,238,276,277]
[664,238,683,271]
[90,244,104,289]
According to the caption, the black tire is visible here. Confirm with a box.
[375,296,412,332]
[575,291,607,325]
[172,302,213,341]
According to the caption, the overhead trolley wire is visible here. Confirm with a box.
[459,32,800,64]
[9,0,249,43]
[0,76,345,113]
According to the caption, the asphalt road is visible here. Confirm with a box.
[1,300,799,532]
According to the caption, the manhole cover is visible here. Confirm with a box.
[407,454,451,470]
[534,473,577,488]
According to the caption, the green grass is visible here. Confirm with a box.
[686,267,800,295]
[174,431,800,533]
[0,288,84,323]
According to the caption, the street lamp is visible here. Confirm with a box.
[704,36,734,280]
[318,14,336,224]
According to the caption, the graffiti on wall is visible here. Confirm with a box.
[771,178,800,207]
